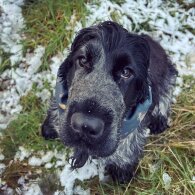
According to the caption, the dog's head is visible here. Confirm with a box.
[57,21,150,158]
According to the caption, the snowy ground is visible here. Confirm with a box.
[0,0,195,194]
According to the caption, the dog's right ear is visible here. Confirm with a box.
[41,57,72,140]
[58,55,73,87]
[55,55,74,110]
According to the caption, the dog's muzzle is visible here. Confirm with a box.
[66,98,113,145]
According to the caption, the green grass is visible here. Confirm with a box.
[22,0,88,70]
[0,1,195,194]
[0,49,11,74]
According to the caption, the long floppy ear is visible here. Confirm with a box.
[55,56,73,111]
[135,36,151,103]
[124,35,151,108]
[131,36,150,71]
[41,56,73,139]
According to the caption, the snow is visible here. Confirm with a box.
[14,146,32,161]
[0,0,195,194]
[44,162,53,169]
[0,0,24,64]
[28,151,54,166]
[27,46,45,74]
[23,183,43,195]
[162,172,172,189]
[0,154,5,161]
[28,156,43,167]
[41,151,54,163]
[0,163,6,174]
[60,159,104,195]
[73,185,90,195]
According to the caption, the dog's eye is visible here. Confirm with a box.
[121,67,133,79]
[77,56,90,69]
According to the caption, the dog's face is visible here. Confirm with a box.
[58,21,150,158]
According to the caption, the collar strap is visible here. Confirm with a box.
[120,86,152,138]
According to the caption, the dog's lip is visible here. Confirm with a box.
[68,132,118,157]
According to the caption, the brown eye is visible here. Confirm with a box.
[77,56,89,68]
[121,67,133,79]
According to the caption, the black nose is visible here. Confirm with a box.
[71,112,104,139]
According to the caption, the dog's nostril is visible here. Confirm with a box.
[71,112,104,138]
[89,129,97,136]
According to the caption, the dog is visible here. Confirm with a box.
[41,21,177,183]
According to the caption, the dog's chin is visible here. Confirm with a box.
[88,138,119,158]
[59,127,119,158]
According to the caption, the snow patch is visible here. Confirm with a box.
[0,163,6,174]
[60,159,104,195]
[162,172,172,189]
[23,183,43,195]
[0,154,5,161]
[14,146,32,161]
[0,0,24,64]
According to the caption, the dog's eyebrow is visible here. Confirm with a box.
[113,53,132,70]
[84,42,102,62]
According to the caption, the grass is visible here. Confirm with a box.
[0,49,11,74]
[22,0,88,70]
[0,0,195,194]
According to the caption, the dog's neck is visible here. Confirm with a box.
[55,78,152,139]
[120,86,152,138]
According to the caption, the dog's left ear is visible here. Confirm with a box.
[132,35,150,70]
[129,35,151,104]
[139,37,151,104]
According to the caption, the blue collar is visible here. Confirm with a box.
[55,78,152,139]
[120,87,152,138]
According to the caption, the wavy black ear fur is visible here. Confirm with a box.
[127,35,150,106]
[58,55,73,88]
[41,56,73,140]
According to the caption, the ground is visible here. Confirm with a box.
[0,0,195,194]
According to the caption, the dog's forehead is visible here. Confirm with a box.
[80,38,132,71]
